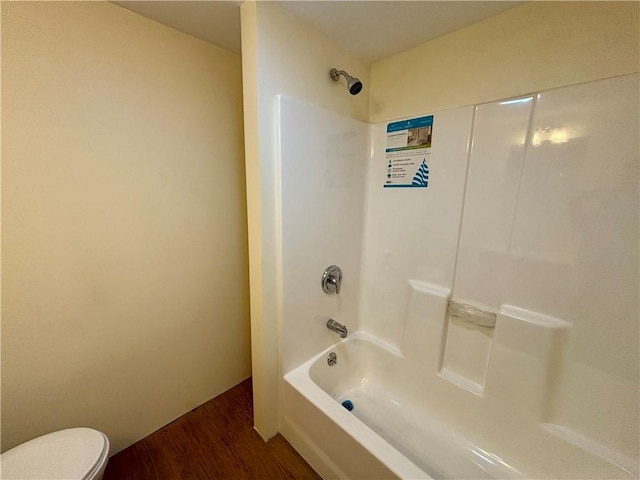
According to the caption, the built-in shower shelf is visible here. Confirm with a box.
[438,367,484,396]
[541,423,639,477]
[499,305,570,329]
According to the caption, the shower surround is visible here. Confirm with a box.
[276,74,639,479]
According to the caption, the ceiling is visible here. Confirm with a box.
[112,1,243,53]
[112,1,522,62]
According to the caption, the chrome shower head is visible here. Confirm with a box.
[330,68,363,95]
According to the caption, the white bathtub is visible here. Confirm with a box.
[282,331,523,479]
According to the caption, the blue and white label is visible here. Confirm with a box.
[412,160,429,187]
[384,115,433,188]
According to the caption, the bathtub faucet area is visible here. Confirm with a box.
[327,319,348,338]
[321,265,342,294]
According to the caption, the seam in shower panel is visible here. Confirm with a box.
[437,105,477,373]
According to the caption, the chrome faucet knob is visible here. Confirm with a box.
[321,265,342,294]
[327,276,340,294]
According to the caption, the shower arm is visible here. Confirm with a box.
[330,69,349,82]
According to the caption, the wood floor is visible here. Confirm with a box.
[103,378,320,479]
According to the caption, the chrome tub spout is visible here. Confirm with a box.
[327,319,348,338]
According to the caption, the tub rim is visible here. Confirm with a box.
[283,331,430,480]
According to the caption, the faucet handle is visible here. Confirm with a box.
[328,276,340,294]
[321,265,342,294]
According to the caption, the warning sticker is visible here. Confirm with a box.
[384,115,433,188]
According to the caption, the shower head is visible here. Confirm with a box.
[330,68,363,95]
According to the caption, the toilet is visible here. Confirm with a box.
[0,428,109,480]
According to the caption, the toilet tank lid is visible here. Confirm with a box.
[0,427,109,480]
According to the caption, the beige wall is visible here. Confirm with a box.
[370,1,640,123]
[240,1,370,439]
[1,1,250,454]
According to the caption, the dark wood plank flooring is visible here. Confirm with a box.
[103,378,320,479]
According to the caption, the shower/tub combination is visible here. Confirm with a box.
[276,72,639,479]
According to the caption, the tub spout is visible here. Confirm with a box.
[327,319,348,338]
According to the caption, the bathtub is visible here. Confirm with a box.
[282,331,523,479]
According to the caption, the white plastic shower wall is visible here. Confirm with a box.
[360,74,639,470]
[277,74,639,477]
[277,96,370,375]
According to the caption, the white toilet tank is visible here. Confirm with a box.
[0,428,109,480]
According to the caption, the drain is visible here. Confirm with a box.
[327,352,337,366]
[341,400,354,411]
